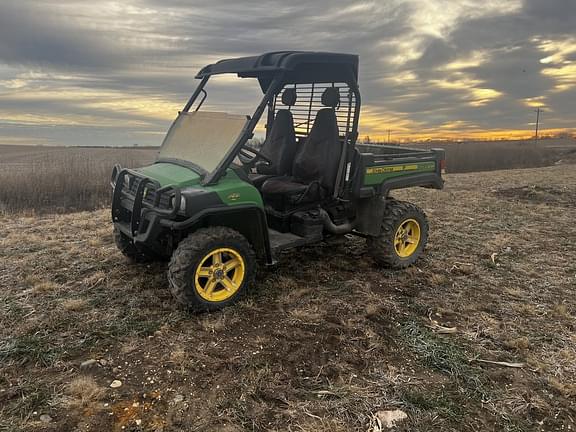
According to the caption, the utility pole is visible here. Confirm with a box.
[534,108,542,143]
[387,129,391,143]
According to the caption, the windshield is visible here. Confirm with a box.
[158,111,248,172]
[157,74,265,173]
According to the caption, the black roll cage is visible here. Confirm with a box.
[167,52,362,196]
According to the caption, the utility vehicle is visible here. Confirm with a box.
[111,51,445,311]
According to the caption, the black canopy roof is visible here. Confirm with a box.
[196,51,359,90]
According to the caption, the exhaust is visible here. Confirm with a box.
[318,208,354,235]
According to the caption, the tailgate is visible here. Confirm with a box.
[355,146,445,194]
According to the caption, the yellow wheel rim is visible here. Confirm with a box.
[394,219,421,258]
[194,248,245,302]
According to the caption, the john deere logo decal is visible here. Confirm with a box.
[366,162,435,175]
[227,192,240,201]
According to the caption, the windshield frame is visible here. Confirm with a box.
[155,73,284,185]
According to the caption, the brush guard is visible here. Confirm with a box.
[111,165,182,239]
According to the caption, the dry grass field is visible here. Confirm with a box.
[1,164,575,431]
[0,139,576,214]
[1,138,575,214]
[0,146,157,214]
[409,138,576,173]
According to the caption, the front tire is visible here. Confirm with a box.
[168,227,256,311]
[367,200,429,268]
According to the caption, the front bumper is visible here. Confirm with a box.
[111,165,181,245]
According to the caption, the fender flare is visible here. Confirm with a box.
[159,204,272,264]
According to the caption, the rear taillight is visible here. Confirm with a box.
[439,159,446,174]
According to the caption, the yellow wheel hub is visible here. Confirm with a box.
[194,248,245,302]
[394,219,421,258]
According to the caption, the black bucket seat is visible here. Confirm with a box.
[260,87,342,208]
[255,88,298,176]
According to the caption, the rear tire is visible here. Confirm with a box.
[113,227,154,263]
[367,199,429,268]
[168,227,256,311]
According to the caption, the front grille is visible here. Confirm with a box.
[143,189,172,209]
[112,167,183,240]
[120,174,172,210]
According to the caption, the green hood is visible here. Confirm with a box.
[135,163,201,188]
[135,162,264,208]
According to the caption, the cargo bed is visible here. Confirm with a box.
[353,144,445,197]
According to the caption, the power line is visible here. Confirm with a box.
[534,108,542,143]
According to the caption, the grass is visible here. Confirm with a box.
[0,163,575,430]
[64,377,106,408]
[0,334,63,367]
[0,380,57,422]
[411,139,559,173]
[0,145,155,214]
[401,390,463,421]
[400,321,489,399]
[1,139,575,214]
[363,137,576,173]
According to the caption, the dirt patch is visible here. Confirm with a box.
[495,185,576,207]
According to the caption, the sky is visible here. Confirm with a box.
[0,0,574,146]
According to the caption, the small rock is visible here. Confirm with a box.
[375,409,407,429]
[80,359,98,369]
[135,419,142,426]
[110,380,122,388]
[39,414,52,423]
[99,359,108,366]
[173,394,184,403]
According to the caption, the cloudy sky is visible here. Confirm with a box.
[0,0,574,146]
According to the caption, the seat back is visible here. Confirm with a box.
[257,88,298,175]
[292,87,342,192]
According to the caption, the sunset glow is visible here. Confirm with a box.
[0,0,574,146]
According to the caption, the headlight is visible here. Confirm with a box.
[171,195,186,213]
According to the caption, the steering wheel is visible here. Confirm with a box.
[238,146,272,169]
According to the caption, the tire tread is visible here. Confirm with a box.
[367,199,429,268]
[168,227,255,311]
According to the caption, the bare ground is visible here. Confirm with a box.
[1,164,575,431]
